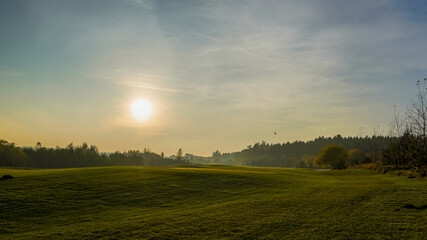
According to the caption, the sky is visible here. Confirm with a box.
[1,0,427,156]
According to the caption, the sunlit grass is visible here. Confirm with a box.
[0,166,426,239]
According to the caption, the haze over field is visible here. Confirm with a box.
[1,0,427,155]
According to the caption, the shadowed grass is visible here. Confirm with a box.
[0,166,426,239]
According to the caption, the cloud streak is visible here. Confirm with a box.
[116,80,184,93]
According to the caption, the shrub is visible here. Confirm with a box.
[348,149,363,166]
[314,145,349,169]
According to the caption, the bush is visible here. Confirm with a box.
[314,145,349,169]
[348,149,363,166]
[382,130,426,171]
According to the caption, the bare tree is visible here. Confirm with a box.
[388,105,406,138]
[407,78,427,152]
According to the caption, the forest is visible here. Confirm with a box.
[206,135,391,168]
[0,140,185,168]
[0,134,404,170]
[0,126,425,173]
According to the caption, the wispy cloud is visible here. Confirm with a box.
[116,80,184,93]
[113,70,183,82]
[0,66,24,77]
[124,0,152,9]
[193,31,277,63]
[91,70,192,94]
[193,31,222,42]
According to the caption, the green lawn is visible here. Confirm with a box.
[0,166,426,239]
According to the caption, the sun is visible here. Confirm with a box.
[130,99,152,122]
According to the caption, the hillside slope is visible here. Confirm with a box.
[0,166,426,239]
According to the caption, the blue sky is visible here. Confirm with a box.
[1,0,426,155]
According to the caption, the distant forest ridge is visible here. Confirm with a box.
[0,134,391,169]
[190,134,392,167]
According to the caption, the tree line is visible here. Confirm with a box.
[205,135,391,168]
[0,141,185,168]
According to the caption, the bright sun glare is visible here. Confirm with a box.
[131,99,152,122]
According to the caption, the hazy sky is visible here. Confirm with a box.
[1,0,426,156]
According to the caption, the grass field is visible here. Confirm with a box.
[0,166,426,239]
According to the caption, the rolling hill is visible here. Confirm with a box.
[0,166,426,239]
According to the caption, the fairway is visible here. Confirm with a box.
[0,166,426,239]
